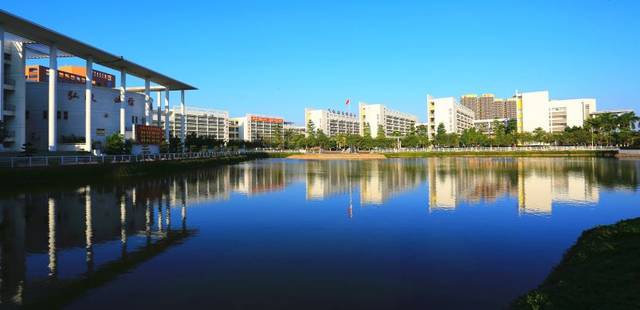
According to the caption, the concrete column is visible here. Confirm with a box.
[156,91,162,127]
[144,78,151,125]
[48,45,58,152]
[180,90,186,146]
[119,69,126,135]
[85,57,93,151]
[164,89,170,142]
[0,24,4,123]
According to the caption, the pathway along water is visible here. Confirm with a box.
[0,157,638,309]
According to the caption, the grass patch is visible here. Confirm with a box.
[512,217,640,309]
[384,150,617,158]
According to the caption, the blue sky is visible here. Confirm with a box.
[3,0,639,123]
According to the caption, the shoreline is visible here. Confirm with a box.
[512,217,640,309]
[287,153,386,160]
[0,153,268,193]
[284,150,619,160]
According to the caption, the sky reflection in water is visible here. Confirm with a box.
[0,157,639,309]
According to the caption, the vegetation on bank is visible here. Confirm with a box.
[0,153,269,191]
[271,111,640,151]
[512,217,640,309]
[89,112,640,155]
[384,150,618,158]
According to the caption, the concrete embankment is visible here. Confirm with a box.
[0,153,268,191]
[617,149,640,158]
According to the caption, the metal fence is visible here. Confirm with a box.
[0,150,263,169]
[0,146,621,168]
[380,145,620,153]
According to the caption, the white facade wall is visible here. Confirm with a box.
[549,98,596,132]
[427,96,475,138]
[304,108,358,136]
[519,91,550,133]
[26,82,145,151]
[358,102,418,137]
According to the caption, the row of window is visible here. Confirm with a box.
[26,110,142,124]
[27,110,70,120]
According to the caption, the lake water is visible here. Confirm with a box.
[1,157,639,309]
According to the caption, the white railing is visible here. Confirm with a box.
[0,150,267,169]
[378,145,620,153]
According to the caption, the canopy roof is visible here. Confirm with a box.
[0,10,196,91]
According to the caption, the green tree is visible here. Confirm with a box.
[435,123,447,147]
[533,127,546,144]
[105,133,127,155]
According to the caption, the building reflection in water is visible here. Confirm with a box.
[0,182,195,308]
[426,157,635,215]
[0,157,637,307]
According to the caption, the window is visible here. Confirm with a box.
[57,111,61,120]
[63,111,68,120]
[26,110,30,120]
[43,111,47,119]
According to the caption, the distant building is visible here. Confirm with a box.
[426,96,475,139]
[515,91,596,133]
[461,93,517,121]
[304,108,358,136]
[228,118,240,141]
[162,107,229,141]
[230,114,284,142]
[358,102,418,137]
[284,121,305,135]
[590,109,633,117]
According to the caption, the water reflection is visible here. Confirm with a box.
[0,184,195,308]
[0,157,638,308]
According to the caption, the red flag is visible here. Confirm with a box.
[345,98,351,105]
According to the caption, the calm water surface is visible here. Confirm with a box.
[1,157,639,309]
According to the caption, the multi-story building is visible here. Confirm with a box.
[0,10,195,153]
[358,102,418,137]
[515,91,596,133]
[304,108,358,136]
[26,79,146,151]
[284,121,305,135]
[228,118,240,141]
[426,96,475,139]
[230,114,284,142]
[461,93,517,121]
[165,107,229,141]
[1,37,26,151]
